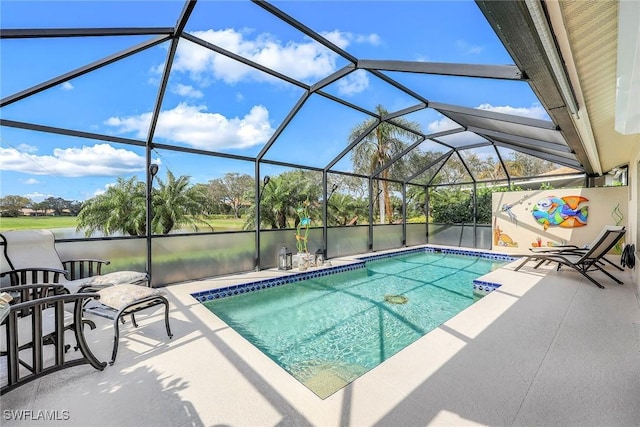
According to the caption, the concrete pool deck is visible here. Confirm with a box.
[2,247,639,426]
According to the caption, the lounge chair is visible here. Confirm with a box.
[1,230,148,292]
[1,230,172,364]
[528,225,625,272]
[514,226,626,289]
[1,284,106,395]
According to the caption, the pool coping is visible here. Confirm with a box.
[191,245,517,302]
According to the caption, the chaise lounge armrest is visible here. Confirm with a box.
[2,283,69,304]
[61,258,110,280]
[529,245,581,252]
[1,268,147,294]
[1,267,70,287]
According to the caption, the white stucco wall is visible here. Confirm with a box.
[628,145,640,297]
[492,186,628,255]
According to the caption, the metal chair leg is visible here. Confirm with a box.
[106,295,173,365]
[130,313,138,328]
[163,298,173,339]
[109,315,121,365]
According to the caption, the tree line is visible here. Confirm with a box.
[0,196,82,217]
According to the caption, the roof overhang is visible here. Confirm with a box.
[475,0,595,175]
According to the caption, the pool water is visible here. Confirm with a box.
[203,251,507,398]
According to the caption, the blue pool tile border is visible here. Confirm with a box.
[192,246,517,303]
[191,262,366,302]
[355,246,426,262]
[357,246,517,263]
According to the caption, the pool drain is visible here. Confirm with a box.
[384,294,408,305]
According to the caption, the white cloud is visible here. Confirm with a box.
[355,33,381,46]
[170,28,376,91]
[428,116,463,133]
[172,83,203,99]
[337,70,370,95]
[321,30,381,48]
[23,192,51,202]
[426,103,550,147]
[16,143,38,153]
[428,103,550,134]
[22,178,40,184]
[0,144,145,177]
[321,30,351,49]
[92,182,115,197]
[106,103,274,150]
[61,81,74,91]
[173,29,335,84]
[477,103,549,120]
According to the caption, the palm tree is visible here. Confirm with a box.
[349,105,422,223]
[249,174,293,229]
[152,171,213,234]
[77,172,212,236]
[77,176,146,236]
[328,192,367,226]
[243,170,321,230]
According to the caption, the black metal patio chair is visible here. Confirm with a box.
[1,229,173,365]
[514,226,626,289]
[1,284,106,395]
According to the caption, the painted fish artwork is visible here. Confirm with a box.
[532,196,588,230]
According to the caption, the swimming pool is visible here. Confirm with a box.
[196,248,512,398]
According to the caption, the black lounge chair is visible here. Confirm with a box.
[1,229,172,365]
[528,225,625,272]
[514,226,626,289]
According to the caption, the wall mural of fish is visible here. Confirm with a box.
[532,196,589,230]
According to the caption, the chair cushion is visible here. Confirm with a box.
[65,277,94,294]
[97,284,163,311]
[1,230,65,272]
[83,271,148,287]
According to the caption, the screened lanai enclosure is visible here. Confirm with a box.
[1,0,606,286]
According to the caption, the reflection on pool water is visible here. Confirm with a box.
[203,251,508,398]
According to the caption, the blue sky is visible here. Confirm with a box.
[0,0,549,203]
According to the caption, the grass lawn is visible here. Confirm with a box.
[0,216,78,230]
[0,216,429,232]
[202,216,247,231]
[0,216,247,232]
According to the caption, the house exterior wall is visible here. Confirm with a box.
[492,186,628,256]
[629,145,640,297]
